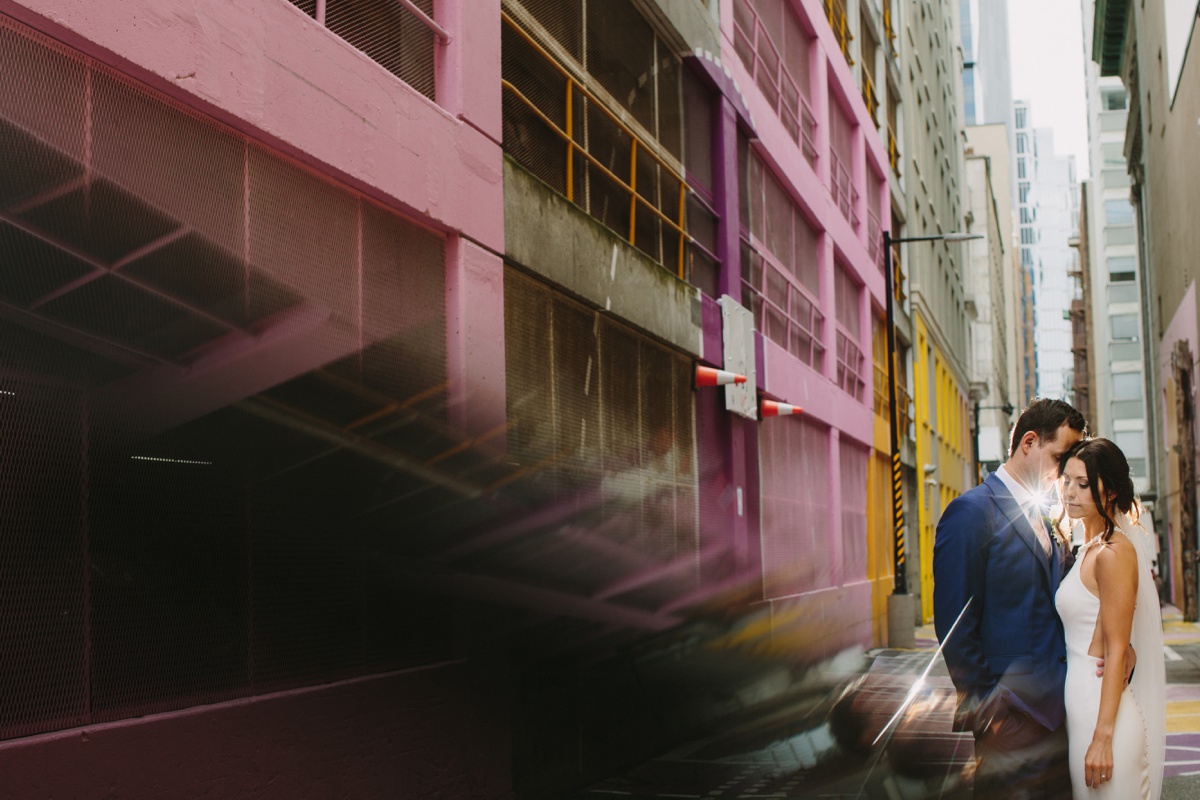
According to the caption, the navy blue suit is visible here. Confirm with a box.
[933,472,1070,736]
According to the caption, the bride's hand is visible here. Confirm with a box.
[1084,736,1114,788]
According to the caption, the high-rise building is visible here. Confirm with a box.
[959,0,1015,128]
[1080,0,1152,496]
[1013,102,1080,402]
[1094,0,1197,617]
[964,124,1017,474]
[896,0,972,623]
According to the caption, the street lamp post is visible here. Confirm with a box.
[882,230,981,647]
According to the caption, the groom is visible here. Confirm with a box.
[933,398,1085,799]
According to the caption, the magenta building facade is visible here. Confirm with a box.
[0,1,890,796]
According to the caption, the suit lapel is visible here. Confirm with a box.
[985,473,1053,587]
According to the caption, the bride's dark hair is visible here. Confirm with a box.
[1057,437,1137,542]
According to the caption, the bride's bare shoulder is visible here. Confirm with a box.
[1092,534,1138,576]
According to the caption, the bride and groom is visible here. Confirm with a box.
[934,398,1166,799]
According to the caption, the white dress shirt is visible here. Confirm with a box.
[995,463,1052,556]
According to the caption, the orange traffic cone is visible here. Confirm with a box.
[761,399,802,417]
[695,364,748,388]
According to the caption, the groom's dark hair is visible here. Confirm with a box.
[1008,398,1087,458]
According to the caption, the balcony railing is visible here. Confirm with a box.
[501,12,688,278]
[887,123,901,176]
[861,69,880,127]
[285,0,441,101]
[867,210,882,272]
[883,3,898,59]
[743,246,826,371]
[732,2,817,167]
[892,245,906,306]
[897,384,914,439]
[873,359,889,418]
[836,330,866,400]
[830,151,859,229]
[824,0,855,65]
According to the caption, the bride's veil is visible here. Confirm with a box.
[1116,508,1166,799]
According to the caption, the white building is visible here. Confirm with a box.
[1081,0,1151,494]
[1014,102,1079,402]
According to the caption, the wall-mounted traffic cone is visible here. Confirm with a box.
[695,364,747,388]
[761,399,802,417]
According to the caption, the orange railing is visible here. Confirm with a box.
[887,123,901,176]
[883,3,898,59]
[501,12,688,278]
[824,0,854,65]
[861,69,880,127]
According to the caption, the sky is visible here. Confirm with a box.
[1007,0,1091,178]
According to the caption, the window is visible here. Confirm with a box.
[1019,182,1031,204]
[834,263,865,400]
[1102,88,1128,110]
[1016,133,1027,154]
[732,0,816,162]
[1105,200,1134,226]
[1020,226,1036,245]
[1015,105,1027,129]
[740,146,824,369]
[1111,341,1141,361]
[1111,314,1139,340]
[1113,399,1145,418]
[1103,169,1130,189]
[1017,159,1026,179]
[1108,284,1139,305]
[1021,247,1033,266]
[1109,257,1136,282]
[1020,206,1035,224]
[1112,372,1142,401]
[1114,431,1147,459]
[1102,142,1125,166]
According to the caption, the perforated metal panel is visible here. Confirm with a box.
[759,416,832,599]
[840,439,869,583]
[503,269,700,603]
[0,11,451,740]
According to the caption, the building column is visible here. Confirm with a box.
[829,427,844,586]
[820,232,837,383]
[445,235,507,453]
[812,41,831,190]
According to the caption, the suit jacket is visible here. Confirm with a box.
[933,471,1070,734]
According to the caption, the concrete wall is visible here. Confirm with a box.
[504,157,703,357]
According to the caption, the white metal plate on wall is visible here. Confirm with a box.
[720,294,757,420]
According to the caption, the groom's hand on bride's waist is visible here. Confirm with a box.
[1093,643,1137,683]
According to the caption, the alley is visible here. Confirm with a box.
[569,608,1200,799]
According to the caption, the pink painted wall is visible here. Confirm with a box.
[0,664,511,800]
[0,0,504,252]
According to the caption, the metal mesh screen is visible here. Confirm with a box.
[839,439,869,582]
[503,268,700,604]
[326,0,436,101]
[759,415,832,598]
[0,12,452,740]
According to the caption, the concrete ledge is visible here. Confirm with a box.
[504,156,703,357]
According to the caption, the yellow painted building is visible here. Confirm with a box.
[912,314,971,622]
[867,320,895,646]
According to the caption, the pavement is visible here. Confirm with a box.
[566,605,1200,799]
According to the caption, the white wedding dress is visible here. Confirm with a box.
[1054,516,1165,799]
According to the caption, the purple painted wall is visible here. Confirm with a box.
[0,663,510,800]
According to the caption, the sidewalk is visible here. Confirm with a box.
[1162,605,1200,780]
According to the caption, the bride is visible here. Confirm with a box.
[1054,438,1165,798]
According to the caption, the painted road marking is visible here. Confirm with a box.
[1165,645,1184,661]
[1167,701,1200,732]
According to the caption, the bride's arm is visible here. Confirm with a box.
[1085,537,1139,788]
